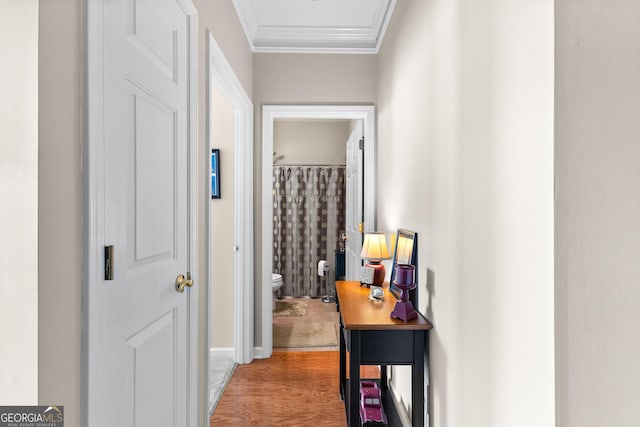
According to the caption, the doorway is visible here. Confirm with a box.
[260,105,376,358]
[205,31,254,417]
[272,119,348,299]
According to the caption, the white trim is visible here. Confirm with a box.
[252,346,265,359]
[205,30,254,370]
[184,5,199,427]
[232,0,396,54]
[231,0,258,50]
[261,105,376,357]
[82,1,105,423]
[389,377,412,427]
[375,0,396,54]
[209,347,235,360]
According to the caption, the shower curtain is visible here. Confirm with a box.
[273,165,345,297]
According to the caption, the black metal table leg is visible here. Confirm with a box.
[349,330,361,427]
[412,330,425,427]
[339,323,346,400]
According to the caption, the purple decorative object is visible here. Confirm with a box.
[360,381,388,426]
[391,264,418,322]
[395,264,415,285]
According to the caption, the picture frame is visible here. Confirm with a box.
[210,148,220,199]
[389,229,418,304]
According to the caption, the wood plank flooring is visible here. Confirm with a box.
[211,351,381,426]
[210,351,347,426]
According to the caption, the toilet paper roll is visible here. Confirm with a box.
[318,260,330,277]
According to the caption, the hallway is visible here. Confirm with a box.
[211,351,381,426]
[210,351,346,426]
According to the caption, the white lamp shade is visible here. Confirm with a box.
[360,232,390,260]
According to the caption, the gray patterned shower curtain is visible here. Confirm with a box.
[273,166,345,297]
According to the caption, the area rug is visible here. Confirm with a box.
[273,321,338,348]
[273,299,309,317]
[209,357,236,415]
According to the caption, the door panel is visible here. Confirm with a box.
[131,86,176,263]
[89,0,192,425]
[345,121,364,280]
[128,0,178,81]
[126,310,176,427]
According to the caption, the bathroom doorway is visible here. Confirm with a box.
[270,119,349,351]
[272,119,348,298]
[261,105,376,357]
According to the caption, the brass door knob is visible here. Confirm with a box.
[175,274,193,293]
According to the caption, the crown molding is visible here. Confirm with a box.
[232,0,395,54]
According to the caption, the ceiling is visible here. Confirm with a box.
[232,0,396,54]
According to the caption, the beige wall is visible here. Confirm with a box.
[378,1,554,425]
[210,88,235,349]
[0,0,38,405]
[38,0,82,425]
[274,120,350,166]
[555,1,640,426]
[253,53,377,345]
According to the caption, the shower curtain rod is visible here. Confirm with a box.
[273,164,346,168]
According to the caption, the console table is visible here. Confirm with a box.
[336,281,433,427]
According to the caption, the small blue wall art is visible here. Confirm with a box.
[211,148,220,199]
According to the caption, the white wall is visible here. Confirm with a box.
[274,120,350,165]
[377,1,554,425]
[210,88,235,349]
[555,1,640,426]
[0,0,38,405]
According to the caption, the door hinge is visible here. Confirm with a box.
[358,222,364,233]
[359,137,365,150]
[105,245,114,280]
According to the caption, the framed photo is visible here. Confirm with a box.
[389,229,418,304]
[211,149,220,199]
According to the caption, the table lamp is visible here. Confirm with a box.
[360,232,390,287]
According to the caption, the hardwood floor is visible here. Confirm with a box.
[211,351,381,426]
[210,351,347,426]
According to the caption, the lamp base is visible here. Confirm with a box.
[366,261,386,288]
[391,300,418,322]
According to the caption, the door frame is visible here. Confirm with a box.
[205,29,254,378]
[260,105,376,358]
[82,0,199,425]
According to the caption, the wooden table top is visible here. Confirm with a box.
[336,281,433,331]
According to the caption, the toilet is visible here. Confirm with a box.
[271,273,283,310]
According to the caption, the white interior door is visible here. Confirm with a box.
[86,0,196,425]
[345,121,364,280]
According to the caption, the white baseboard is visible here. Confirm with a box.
[209,347,234,359]
[389,380,412,427]
[210,346,271,361]
[252,346,267,359]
